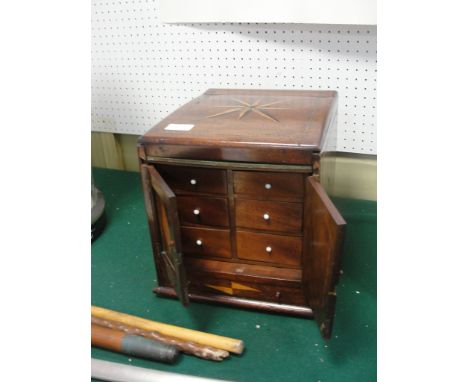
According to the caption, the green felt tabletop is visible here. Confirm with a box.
[91,168,376,382]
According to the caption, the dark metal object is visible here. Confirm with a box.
[91,324,179,364]
[91,177,106,241]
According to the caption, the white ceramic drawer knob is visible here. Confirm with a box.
[265,183,272,190]
[196,239,202,246]
[266,246,272,253]
[263,213,270,220]
[190,179,197,185]
[193,209,200,215]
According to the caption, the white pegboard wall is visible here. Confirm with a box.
[91,0,376,154]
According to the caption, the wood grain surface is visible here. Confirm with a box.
[181,227,231,259]
[139,89,337,164]
[302,176,346,339]
[235,199,303,234]
[233,170,304,201]
[156,164,227,195]
[236,230,302,267]
[177,196,230,227]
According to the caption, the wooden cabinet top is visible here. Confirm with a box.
[139,89,337,164]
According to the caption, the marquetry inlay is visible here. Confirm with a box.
[207,99,287,123]
[205,282,260,295]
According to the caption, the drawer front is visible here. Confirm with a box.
[157,165,227,195]
[235,199,303,233]
[187,275,307,306]
[178,196,229,227]
[181,227,231,259]
[236,231,302,267]
[233,171,304,201]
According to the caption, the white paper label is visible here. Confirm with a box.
[164,123,194,131]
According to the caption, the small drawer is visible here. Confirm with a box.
[181,227,231,259]
[157,165,227,195]
[187,276,307,306]
[178,196,229,227]
[233,171,304,201]
[235,199,303,233]
[236,231,302,267]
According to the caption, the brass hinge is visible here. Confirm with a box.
[137,144,147,161]
[312,160,320,181]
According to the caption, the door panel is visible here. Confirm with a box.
[142,164,189,306]
[303,176,346,339]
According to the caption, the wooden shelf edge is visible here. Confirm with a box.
[185,257,302,287]
[154,287,314,318]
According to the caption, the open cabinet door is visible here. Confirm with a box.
[141,164,189,306]
[303,176,346,339]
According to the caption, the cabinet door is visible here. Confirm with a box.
[141,164,189,306]
[303,176,346,339]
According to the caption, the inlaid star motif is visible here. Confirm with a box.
[206,98,287,123]
[204,282,260,295]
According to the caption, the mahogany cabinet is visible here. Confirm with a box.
[138,89,346,339]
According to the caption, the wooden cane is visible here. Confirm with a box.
[92,316,229,361]
[91,305,244,354]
